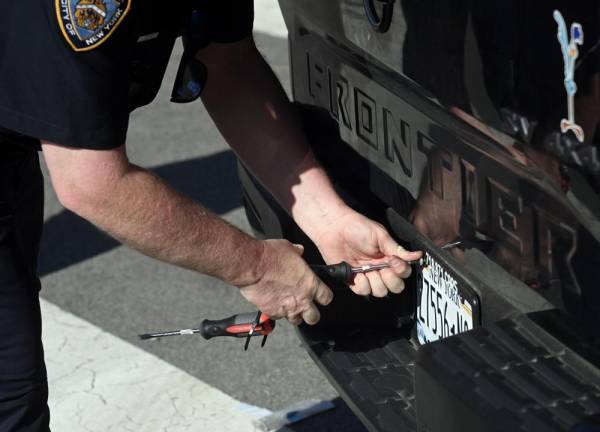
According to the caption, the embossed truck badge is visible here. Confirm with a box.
[553,10,585,143]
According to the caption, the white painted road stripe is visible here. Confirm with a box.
[253,0,288,37]
[42,299,271,431]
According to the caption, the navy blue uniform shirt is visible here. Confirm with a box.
[0,0,254,150]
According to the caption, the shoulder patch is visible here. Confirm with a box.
[55,0,131,52]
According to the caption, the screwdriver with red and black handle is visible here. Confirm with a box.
[139,311,275,346]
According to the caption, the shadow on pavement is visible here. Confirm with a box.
[277,397,368,432]
[39,150,242,276]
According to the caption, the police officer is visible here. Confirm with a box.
[0,1,420,429]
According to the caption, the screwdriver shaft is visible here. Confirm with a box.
[350,263,391,273]
[441,240,461,250]
[139,328,201,340]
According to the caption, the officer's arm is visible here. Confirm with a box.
[41,141,332,323]
[197,37,350,243]
[41,141,263,286]
[197,38,420,298]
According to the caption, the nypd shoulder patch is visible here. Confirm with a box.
[55,0,131,52]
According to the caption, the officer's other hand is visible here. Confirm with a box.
[313,210,422,298]
[239,239,333,325]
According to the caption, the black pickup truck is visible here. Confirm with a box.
[240,2,600,431]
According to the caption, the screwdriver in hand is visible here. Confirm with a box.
[310,259,427,284]
[310,241,457,282]
[310,262,392,284]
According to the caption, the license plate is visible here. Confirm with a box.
[416,252,474,344]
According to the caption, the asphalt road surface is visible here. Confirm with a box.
[37,4,368,431]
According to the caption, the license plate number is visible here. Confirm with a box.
[416,252,473,344]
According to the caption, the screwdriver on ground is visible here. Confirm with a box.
[139,312,275,348]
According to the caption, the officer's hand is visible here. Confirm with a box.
[239,239,333,325]
[313,210,422,297]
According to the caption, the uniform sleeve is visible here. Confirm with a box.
[206,0,254,43]
[0,1,132,150]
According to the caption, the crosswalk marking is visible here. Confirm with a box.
[42,299,271,432]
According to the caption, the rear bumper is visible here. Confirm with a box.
[297,311,600,432]
[297,324,418,432]
[239,161,600,431]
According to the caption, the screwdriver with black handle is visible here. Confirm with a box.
[311,242,455,283]
[309,260,424,284]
